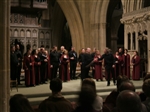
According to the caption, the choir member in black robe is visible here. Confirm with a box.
[10,45,18,80]
[69,47,77,79]
[40,48,48,84]
[84,48,93,79]
[78,48,85,81]
[50,46,60,79]
[15,44,23,85]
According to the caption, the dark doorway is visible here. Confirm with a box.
[62,22,72,51]
[117,24,124,46]
[139,37,148,77]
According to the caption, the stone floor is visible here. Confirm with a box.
[10,78,143,106]
[10,79,143,95]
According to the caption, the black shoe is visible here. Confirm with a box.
[96,79,99,82]
[18,83,22,85]
[107,84,110,86]
[26,85,30,87]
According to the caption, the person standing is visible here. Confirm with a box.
[114,51,122,78]
[84,48,93,79]
[122,49,130,79]
[45,50,51,80]
[23,49,35,87]
[32,49,41,85]
[99,48,116,86]
[60,50,70,82]
[40,47,48,84]
[10,45,18,80]
[59,46,65,58]
[15,44,23,85]
[91,48,97,77]
[93,50,103,81]
[50,46,60,79]
[118,47,124,75]
[78,48,85,81]
[69,47,77,80]
[131,51,140,80]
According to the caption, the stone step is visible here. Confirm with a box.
[28,88,142,106]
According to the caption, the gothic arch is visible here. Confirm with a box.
[20,29,25,37]
[56,0,84,51]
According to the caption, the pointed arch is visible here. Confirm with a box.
[57,0,84,51]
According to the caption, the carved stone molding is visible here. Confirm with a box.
[121,6,150,24]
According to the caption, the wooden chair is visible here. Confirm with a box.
[10,80,18,92]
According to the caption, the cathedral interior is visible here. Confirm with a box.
[0,0,150,111]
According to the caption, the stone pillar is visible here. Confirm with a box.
[0,0,10,112]
[147,23,150,72]
[111,37,118,53]
[135,30,139,51]
[99,23,106,53]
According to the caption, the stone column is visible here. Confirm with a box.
[111,37,118,53]
[147,22,150,72]
[99,23,106,53]
[0,0,10,112]
[135,30,139,51]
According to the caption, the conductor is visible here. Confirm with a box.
[98,48,116,86]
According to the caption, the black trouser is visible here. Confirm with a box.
[17,65,21,84]
[51,63,59,79]
[106,67,116,85]
[84,67,90,79]
[80,64,85,81]
[11,65,18,80]
[70,62,77,79]
[40,63,46,83]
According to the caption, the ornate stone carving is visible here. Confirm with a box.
[14,14,18,23]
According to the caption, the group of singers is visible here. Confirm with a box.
[10,44,141,87]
